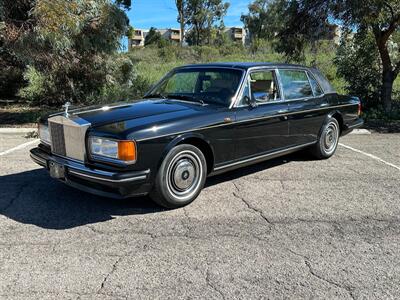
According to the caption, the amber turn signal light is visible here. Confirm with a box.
[118,140,136,162]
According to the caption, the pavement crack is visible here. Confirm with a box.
[287,249,355,299]
[304,258,355,299]
[180,207,192,238]
[97,256,123,294]
[206,267,225,299]
[232,181,273,225]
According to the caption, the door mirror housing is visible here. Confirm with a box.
[243,95,258,108]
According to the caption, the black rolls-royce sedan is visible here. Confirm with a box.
[31,63,363,208]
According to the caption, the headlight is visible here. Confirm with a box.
[89,137,136,163]
[38,123,51,145]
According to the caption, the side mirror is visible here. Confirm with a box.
[243,95,258,108]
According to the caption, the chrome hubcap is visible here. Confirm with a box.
[172,159,195,191]
[166,150,203,202]
[323,122,338,154]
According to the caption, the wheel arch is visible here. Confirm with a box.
[328,110,344,134]
[158,133,215,174]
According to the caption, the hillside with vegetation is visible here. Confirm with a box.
[1,0,400,124]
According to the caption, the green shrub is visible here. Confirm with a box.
[18,66,52,104]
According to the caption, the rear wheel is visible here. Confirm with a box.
[150,144,207,208]
[310,117,340,159]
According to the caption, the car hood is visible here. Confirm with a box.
[66,99,197,126]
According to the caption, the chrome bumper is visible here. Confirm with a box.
[30,147,151,198]
[346,118,364,130]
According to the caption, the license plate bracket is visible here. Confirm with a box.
[49,161,65,179]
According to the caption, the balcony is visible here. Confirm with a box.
[170,31,181,40]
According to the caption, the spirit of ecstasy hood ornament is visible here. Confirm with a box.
[62,101,71,118]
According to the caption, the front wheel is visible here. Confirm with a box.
[310,117,340,159]
[150,144,207,208]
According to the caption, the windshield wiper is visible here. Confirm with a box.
[166,94,205,106]
[144,93,166,99]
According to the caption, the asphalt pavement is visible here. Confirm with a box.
[0,131,399,299]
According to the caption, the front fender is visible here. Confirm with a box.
[156,132,215,173]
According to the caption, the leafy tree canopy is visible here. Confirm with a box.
[184,0,230,46]
[1,0,130,105]
[145,27,163,46]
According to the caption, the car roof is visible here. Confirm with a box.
[177,62,306,70]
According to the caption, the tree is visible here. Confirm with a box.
[244,0,400,112]
[335,28,382,108]
[144,27,162,46]
[175,0,186,46]
[0,0,35,98]
[1,0,131,105]
[241,0,332,62]
[329,0,400,112]
[184,0,230,46]
[241,0,276,41]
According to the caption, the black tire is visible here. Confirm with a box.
[310,117,340,159]
[150,144,207,208]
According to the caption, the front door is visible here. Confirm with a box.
[233,69,290,160]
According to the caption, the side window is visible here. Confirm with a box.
[279,70,313,100]
[307,72,324,96]
[249,70,280,103]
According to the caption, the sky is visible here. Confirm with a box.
[126,0,250,29]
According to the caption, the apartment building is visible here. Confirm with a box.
[223,27,248,45]
[128,28,182,48]
[157,28,182,44]
[128,29,147,48]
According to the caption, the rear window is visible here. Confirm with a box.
[309,68,336,94]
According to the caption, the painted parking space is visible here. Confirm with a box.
[0,132,399,299]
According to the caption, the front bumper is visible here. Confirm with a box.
[30,147,152,199]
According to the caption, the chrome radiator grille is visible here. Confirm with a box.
[48,116,90,161]
[49,122,66,156]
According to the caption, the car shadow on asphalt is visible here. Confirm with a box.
[0,151,314,230]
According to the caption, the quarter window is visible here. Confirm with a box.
[279,70,313,100]
[307,72,324,96]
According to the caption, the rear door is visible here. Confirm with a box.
[279,69,328,145]
[233,69,290,160]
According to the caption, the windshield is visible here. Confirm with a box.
[146,68,244,107]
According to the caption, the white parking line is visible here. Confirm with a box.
[0,139,39,156]
[339,143,400,171]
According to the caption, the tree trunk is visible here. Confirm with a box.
[180,17,184,47]
[381,68,394,113]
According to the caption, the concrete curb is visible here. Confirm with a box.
[349,129,371,135]
[0,128,37,133]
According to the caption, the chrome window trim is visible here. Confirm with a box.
[306,70,325,96]
[277,68,315,101]
[234,68,285,108]
[233,66,328,108]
